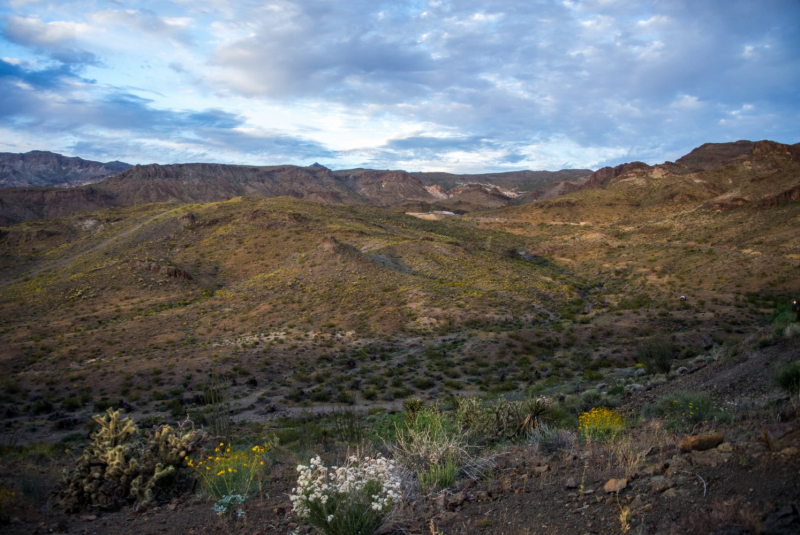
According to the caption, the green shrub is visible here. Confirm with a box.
[455,396,549,445]
[418,456,458,494]
[329,408,364,446]
[636,338,675,374]
[772,361,800,395]
[642,391,730,432]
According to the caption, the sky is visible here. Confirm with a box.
[0,1,799,173]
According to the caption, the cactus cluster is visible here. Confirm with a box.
[57,408,206,512]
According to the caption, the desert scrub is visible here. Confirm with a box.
[642,391,730,432]
[529,423,576,455]
[189,442,271,500]
[772,361,800,395]
[290,455,402,535]
[455,396,550,445]
[390,407,471,493]
[578,407,625,442]
[635,338,675,374]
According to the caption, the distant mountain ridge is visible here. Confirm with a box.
[0,151,131,188]
[1,140,798,226]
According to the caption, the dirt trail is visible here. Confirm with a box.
[0,207,181,288]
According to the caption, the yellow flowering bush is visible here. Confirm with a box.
[188,442,271,500]
[578,407,625,442]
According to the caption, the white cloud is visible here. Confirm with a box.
[3,15,91,46]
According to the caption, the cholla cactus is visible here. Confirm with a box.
[57,409,206,512]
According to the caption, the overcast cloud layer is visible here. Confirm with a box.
[1,0,798,172]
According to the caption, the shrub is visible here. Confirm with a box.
[642,391,730,432]
[329,408,364,446]
[189,442,271,501]
[530,423,576,455]
[455,396,549,445]
[291,455,402,535]
[772,361,800,395]
[636,338,674,374]
[203,371,231,440]
[418,456,457,494]
[578,407,625,442]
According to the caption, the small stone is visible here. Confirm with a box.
[474,490,489,501]
[679,434,724,452]
[566,477,578,489]
[650,476,673,493]
[662,488,678,499]
[779,446,799,457]
[81,515,97,521]
[287,523,298,529]
[535,465,550,474]
[717,442,734,453]
[603,478,628,493]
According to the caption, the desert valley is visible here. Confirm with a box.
[0,140,799,534]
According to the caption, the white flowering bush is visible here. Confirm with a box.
[290,455,402,535]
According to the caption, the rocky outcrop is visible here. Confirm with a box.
[585,162,650,188]
[0,187,117,225]
[130,260,192,280]
[0,151,130,188]
[674,140,755,171]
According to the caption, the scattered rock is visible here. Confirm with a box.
[665,456,692,477]
[692,448,730,468]
[474,490,489,501]
[662,488,678,499]
[679,434,724,452]
[676,366,689,375]
[534,465,550,474]
[717,442,735,453]
[779,446,798,457]
[81,515,97,521]
[565,477,578,489]
[762,421,800,451]
[438,511,459,523]
[650,476,673,493]
[447,491,467,510]
[603,478,628,493]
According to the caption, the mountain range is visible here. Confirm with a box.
[0,140,798,227]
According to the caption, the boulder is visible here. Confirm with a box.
[603,478,628,493]
[762,421,800,451]
[679,434,724,452]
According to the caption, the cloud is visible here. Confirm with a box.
[1,15,98,65]
[0,0,798,171]
[91,9,194,45]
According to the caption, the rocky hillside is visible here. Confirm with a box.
[0,151,131,188]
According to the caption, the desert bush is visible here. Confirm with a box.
[529,423,576,455]
[635,338,674,374]
[455,396,549,445]
[642,391,730,432]
[57,409,206,512]
[772,361,800,395]
[189,442,271,502]
[203,370,231,440]
[291,455,402,535]
[329,408,365,446]
[578,407,625,442]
